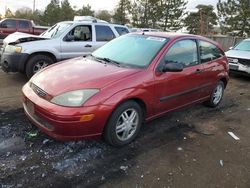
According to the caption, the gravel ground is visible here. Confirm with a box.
[0,70,250,188]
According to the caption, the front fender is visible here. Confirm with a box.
[102,88,155,118]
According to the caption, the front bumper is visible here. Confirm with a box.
[229,62,250,75]
[22,83,114,141]
[0,51,29,72]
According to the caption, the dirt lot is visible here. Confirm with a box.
[0,70,250,188]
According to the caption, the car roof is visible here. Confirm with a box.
[129,32,223,49]
[1,18,31,22]
[59,21,127,27]
[129,32,210,40]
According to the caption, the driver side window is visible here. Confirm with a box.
[164,39,198,67]
[65,25,92,42]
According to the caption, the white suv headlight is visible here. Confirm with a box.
[5,45,22,53]
[51,89,99,107]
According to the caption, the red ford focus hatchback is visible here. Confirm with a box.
[22,32,229,146]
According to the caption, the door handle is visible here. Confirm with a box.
[194,69,202,74]
[85,44,92,48]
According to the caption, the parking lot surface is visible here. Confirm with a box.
[0,70,250,188]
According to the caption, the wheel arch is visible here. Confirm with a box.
[24,51,57,71]
[219,77,228,88]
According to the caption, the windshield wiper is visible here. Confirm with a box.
[101,57,121,66]
[91,55,121,66]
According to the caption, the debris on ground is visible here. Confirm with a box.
[27,131,38,138]
[228,132,240,140]
[177,147,183,151]
[120,165,128,171]
[219,160,224,167]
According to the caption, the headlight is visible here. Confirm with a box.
[50,89,99,107]
[5,45,22,53]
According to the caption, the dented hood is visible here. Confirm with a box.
[3,32,49,45]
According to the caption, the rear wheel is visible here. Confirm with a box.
[205,81,225,107]
[104,101,143,146]
[25,54,54,78]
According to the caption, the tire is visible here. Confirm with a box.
[104,101,143,146]
[25,54,54,78]
[204,81,225,107]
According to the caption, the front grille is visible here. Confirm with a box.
[238,58,250,66]
[30,83,48,98]
[24,100,54,131]
[227,57,250,66]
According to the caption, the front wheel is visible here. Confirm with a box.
[204,81,225,107]
[104,101,143,146]
[25,55,54,78]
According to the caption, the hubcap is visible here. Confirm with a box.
[115,108,139,141]
[213,84,223,105]
[33,60,48,73]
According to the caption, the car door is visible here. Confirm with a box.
[0,19,17,38]
[60,24,94,59]
[93,25,116,51]
[154,39,210,114]
[199,40,226,97]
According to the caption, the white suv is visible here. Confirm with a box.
[0,18,129,77]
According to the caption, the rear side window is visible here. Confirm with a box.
[115,26,129,36]
[1,19,16,28]
[164,39,198,67]
[19,20,30,29]
[95,25,115,41]
[199,40,225,63]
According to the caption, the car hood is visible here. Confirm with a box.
[225,49,250,60]
[3,32,49,45]
[31,57,141,96]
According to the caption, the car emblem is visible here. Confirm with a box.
[36,88,46,97]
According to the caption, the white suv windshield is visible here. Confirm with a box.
[41,23,72,38]
[92,35,168,68]
[234,40,250,51]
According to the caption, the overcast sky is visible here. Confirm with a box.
[0,0,219,16]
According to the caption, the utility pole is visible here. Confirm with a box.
[33,0,36,13]
[199,9,204,35]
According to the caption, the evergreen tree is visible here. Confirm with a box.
[113,0,131,24]
[184,5,217,35]
[160,0,187,31]
[43,0,61,26]
[217,0,250,36]
[60,0,74,21]
[130,0,186,30]
[76,4,95,17]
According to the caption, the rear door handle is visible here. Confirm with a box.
[85,44,92,48]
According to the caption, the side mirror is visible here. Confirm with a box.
[161,62,184,72]
[229,46,233,50]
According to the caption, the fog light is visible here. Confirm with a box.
[80,114,94,122]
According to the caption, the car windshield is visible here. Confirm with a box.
[92,34,169,68]
[234,40,250,51]
[40,23,72,38]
